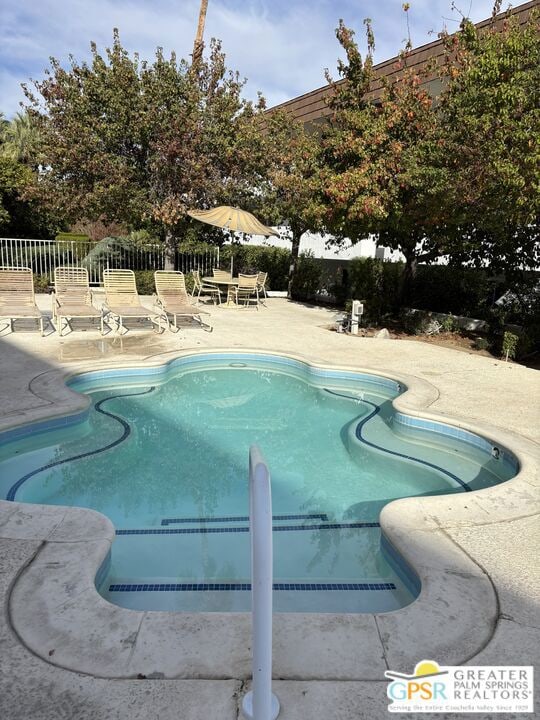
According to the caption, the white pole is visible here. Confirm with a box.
[242,446,280,720]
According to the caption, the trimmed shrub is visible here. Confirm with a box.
[439,316,456,333]
[33,274,51,293]
[219,245,290,291]
[133,270,155,295]
[347,258,403,322]
[400,309,431,335]
[133,269,195,296]
[55,232,90,243]
[474,337,490,351]
[411,266,492,318]
[290,252,323,301]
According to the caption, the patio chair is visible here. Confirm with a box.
[154,271,211,332]
[228,273,259,310]
[103,269,162,334]
[256,271,268,304]
[0,267,45,336]
[53,266,104,336]
[191,269,222,305]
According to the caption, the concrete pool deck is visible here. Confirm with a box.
[0,296,538,719]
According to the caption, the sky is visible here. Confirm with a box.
[1,0,506,118]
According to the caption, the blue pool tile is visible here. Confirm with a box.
[116,521,380,536]
[109,582,397,593]
[161,512,329,526]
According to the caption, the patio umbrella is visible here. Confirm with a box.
[187,205,279,275]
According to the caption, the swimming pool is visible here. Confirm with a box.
[0,353,518,614]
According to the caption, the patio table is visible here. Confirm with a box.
[202,277,241,308]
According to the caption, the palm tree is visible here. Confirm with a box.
[1,111,39,165]
[192,0,209,69]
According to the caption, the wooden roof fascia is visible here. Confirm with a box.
[267,1,539,123]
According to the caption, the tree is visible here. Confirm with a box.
[0,112,60,238]
[23,31,269,248]
[321,4,540,301]
[435,7,540,276]
[259,110,325,297]
[321,16,450,302]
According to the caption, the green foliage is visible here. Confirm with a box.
[23,31,270,243]
[486,276,540,357]
[1,111,40,165]
[321,7,540,299]
[436,10,540,274]
[183,272,195,294]
[219,245,290,291]
[259,110,326,295]
[502,331,519,360]
[439,316,456,333]
[322,14,446,300]
[346,258,402,322]
[411,266,492,318]
[474,337,491,352]
[400,309,431,335]
[123,229,160,247]
[133,270,155,295]
[0,112,61,238]
[55,232,90,243]
[33,274,51,293]
[290,252,323,300]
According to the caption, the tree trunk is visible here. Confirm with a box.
[400,252,417,307]
[287,228,302,299]
[192,0,209,70]
[164,230,175,270]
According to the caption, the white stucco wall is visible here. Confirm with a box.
[228,229,405,261]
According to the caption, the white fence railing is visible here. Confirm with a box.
[242,446,280,720]
[0,237,219,286]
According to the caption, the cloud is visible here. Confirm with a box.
[0,0,510,117]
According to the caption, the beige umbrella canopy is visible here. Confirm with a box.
[187,206,279,237]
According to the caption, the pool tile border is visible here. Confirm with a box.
[115,521,380,536]
[108,582,397,593]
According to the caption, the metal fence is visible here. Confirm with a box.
[0,238,219,285]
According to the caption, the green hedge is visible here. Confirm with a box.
[133,270,156,295]
[33,274,51,293]
[411,266,493,318]
[290,252,323,301]
[133,269,195,295]
[345,258,403,321]
[219,245,290,291]
[55,232,90,243]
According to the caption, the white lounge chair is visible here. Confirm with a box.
[103,269,162,334]
[0,267,45,335]
[53,266,103,335]
[154,271,211,332]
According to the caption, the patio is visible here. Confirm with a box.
[0,295,539,719]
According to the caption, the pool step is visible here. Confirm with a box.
[116,521,380,536]
[107,523,390,588]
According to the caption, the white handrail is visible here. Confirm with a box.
[242,446,280,720]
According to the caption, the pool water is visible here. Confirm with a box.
[0,354,517,613]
